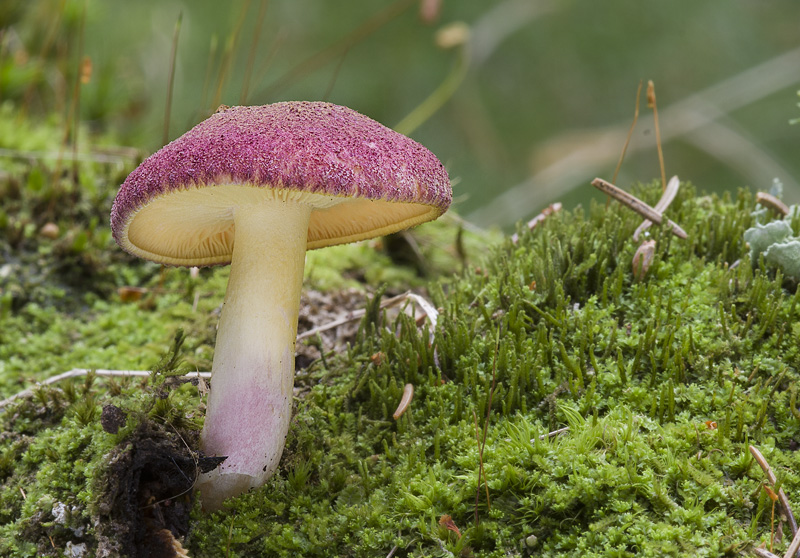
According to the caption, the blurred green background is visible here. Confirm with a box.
[2,0,799,228]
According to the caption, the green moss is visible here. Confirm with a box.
[3,179,800,556]
[186,184,798,556]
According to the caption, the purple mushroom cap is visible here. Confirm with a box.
[111,102,452,265]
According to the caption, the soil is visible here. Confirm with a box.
[93,422,218,558]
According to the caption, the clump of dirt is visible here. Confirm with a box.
[94,422,220,558]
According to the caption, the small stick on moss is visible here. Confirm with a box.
[392,383,414,420]
[633,175,681,241]
[749,445,799,541]
[751,548,780,558]
[511,202,562,244]
[0,369,211,409]
[756,192,790,217]
[785,528,800,558]
[591,178,687,239]
[296,291,438,342]
[2,293,439,409]
[537,426,570,440]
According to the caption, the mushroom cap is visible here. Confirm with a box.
[111,102,452,266]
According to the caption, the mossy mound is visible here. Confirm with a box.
[2,181,800,557]
[187,184,799,556]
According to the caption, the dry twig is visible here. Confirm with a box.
[0,369,210,409]
[537,426,570,441]
[511,202,562,244]
[591,177,687,239]
[750,445,799,546]
[2,292,438,409]
[785,529,800,558]
[297,291,438,342]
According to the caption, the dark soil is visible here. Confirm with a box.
[94,423,208,558]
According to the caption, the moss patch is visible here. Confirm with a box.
[2,179,800,557]
[185,184,799,557]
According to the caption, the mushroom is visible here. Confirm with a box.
[110,102,451,510]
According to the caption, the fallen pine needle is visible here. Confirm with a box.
[591,177,687,239]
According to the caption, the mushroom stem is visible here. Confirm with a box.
[196,198,311,510]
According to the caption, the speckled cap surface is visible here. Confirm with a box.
[111,102,451,266]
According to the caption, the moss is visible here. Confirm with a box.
[186,184,797,557]
[2,177,800,556]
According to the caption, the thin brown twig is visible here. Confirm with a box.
[785,528,800,558]
[296,291,438,341]
[612,80,643,185]
[511,202,562,244]
[1,292,438,409]
[752,548,781,558]
[537,426,570,440]
[0,369,211,409]
[749,445,799,543]
[591,178,687,239]
[321,45,351,102]
[200,36,219,116]
[647,80,667,192]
